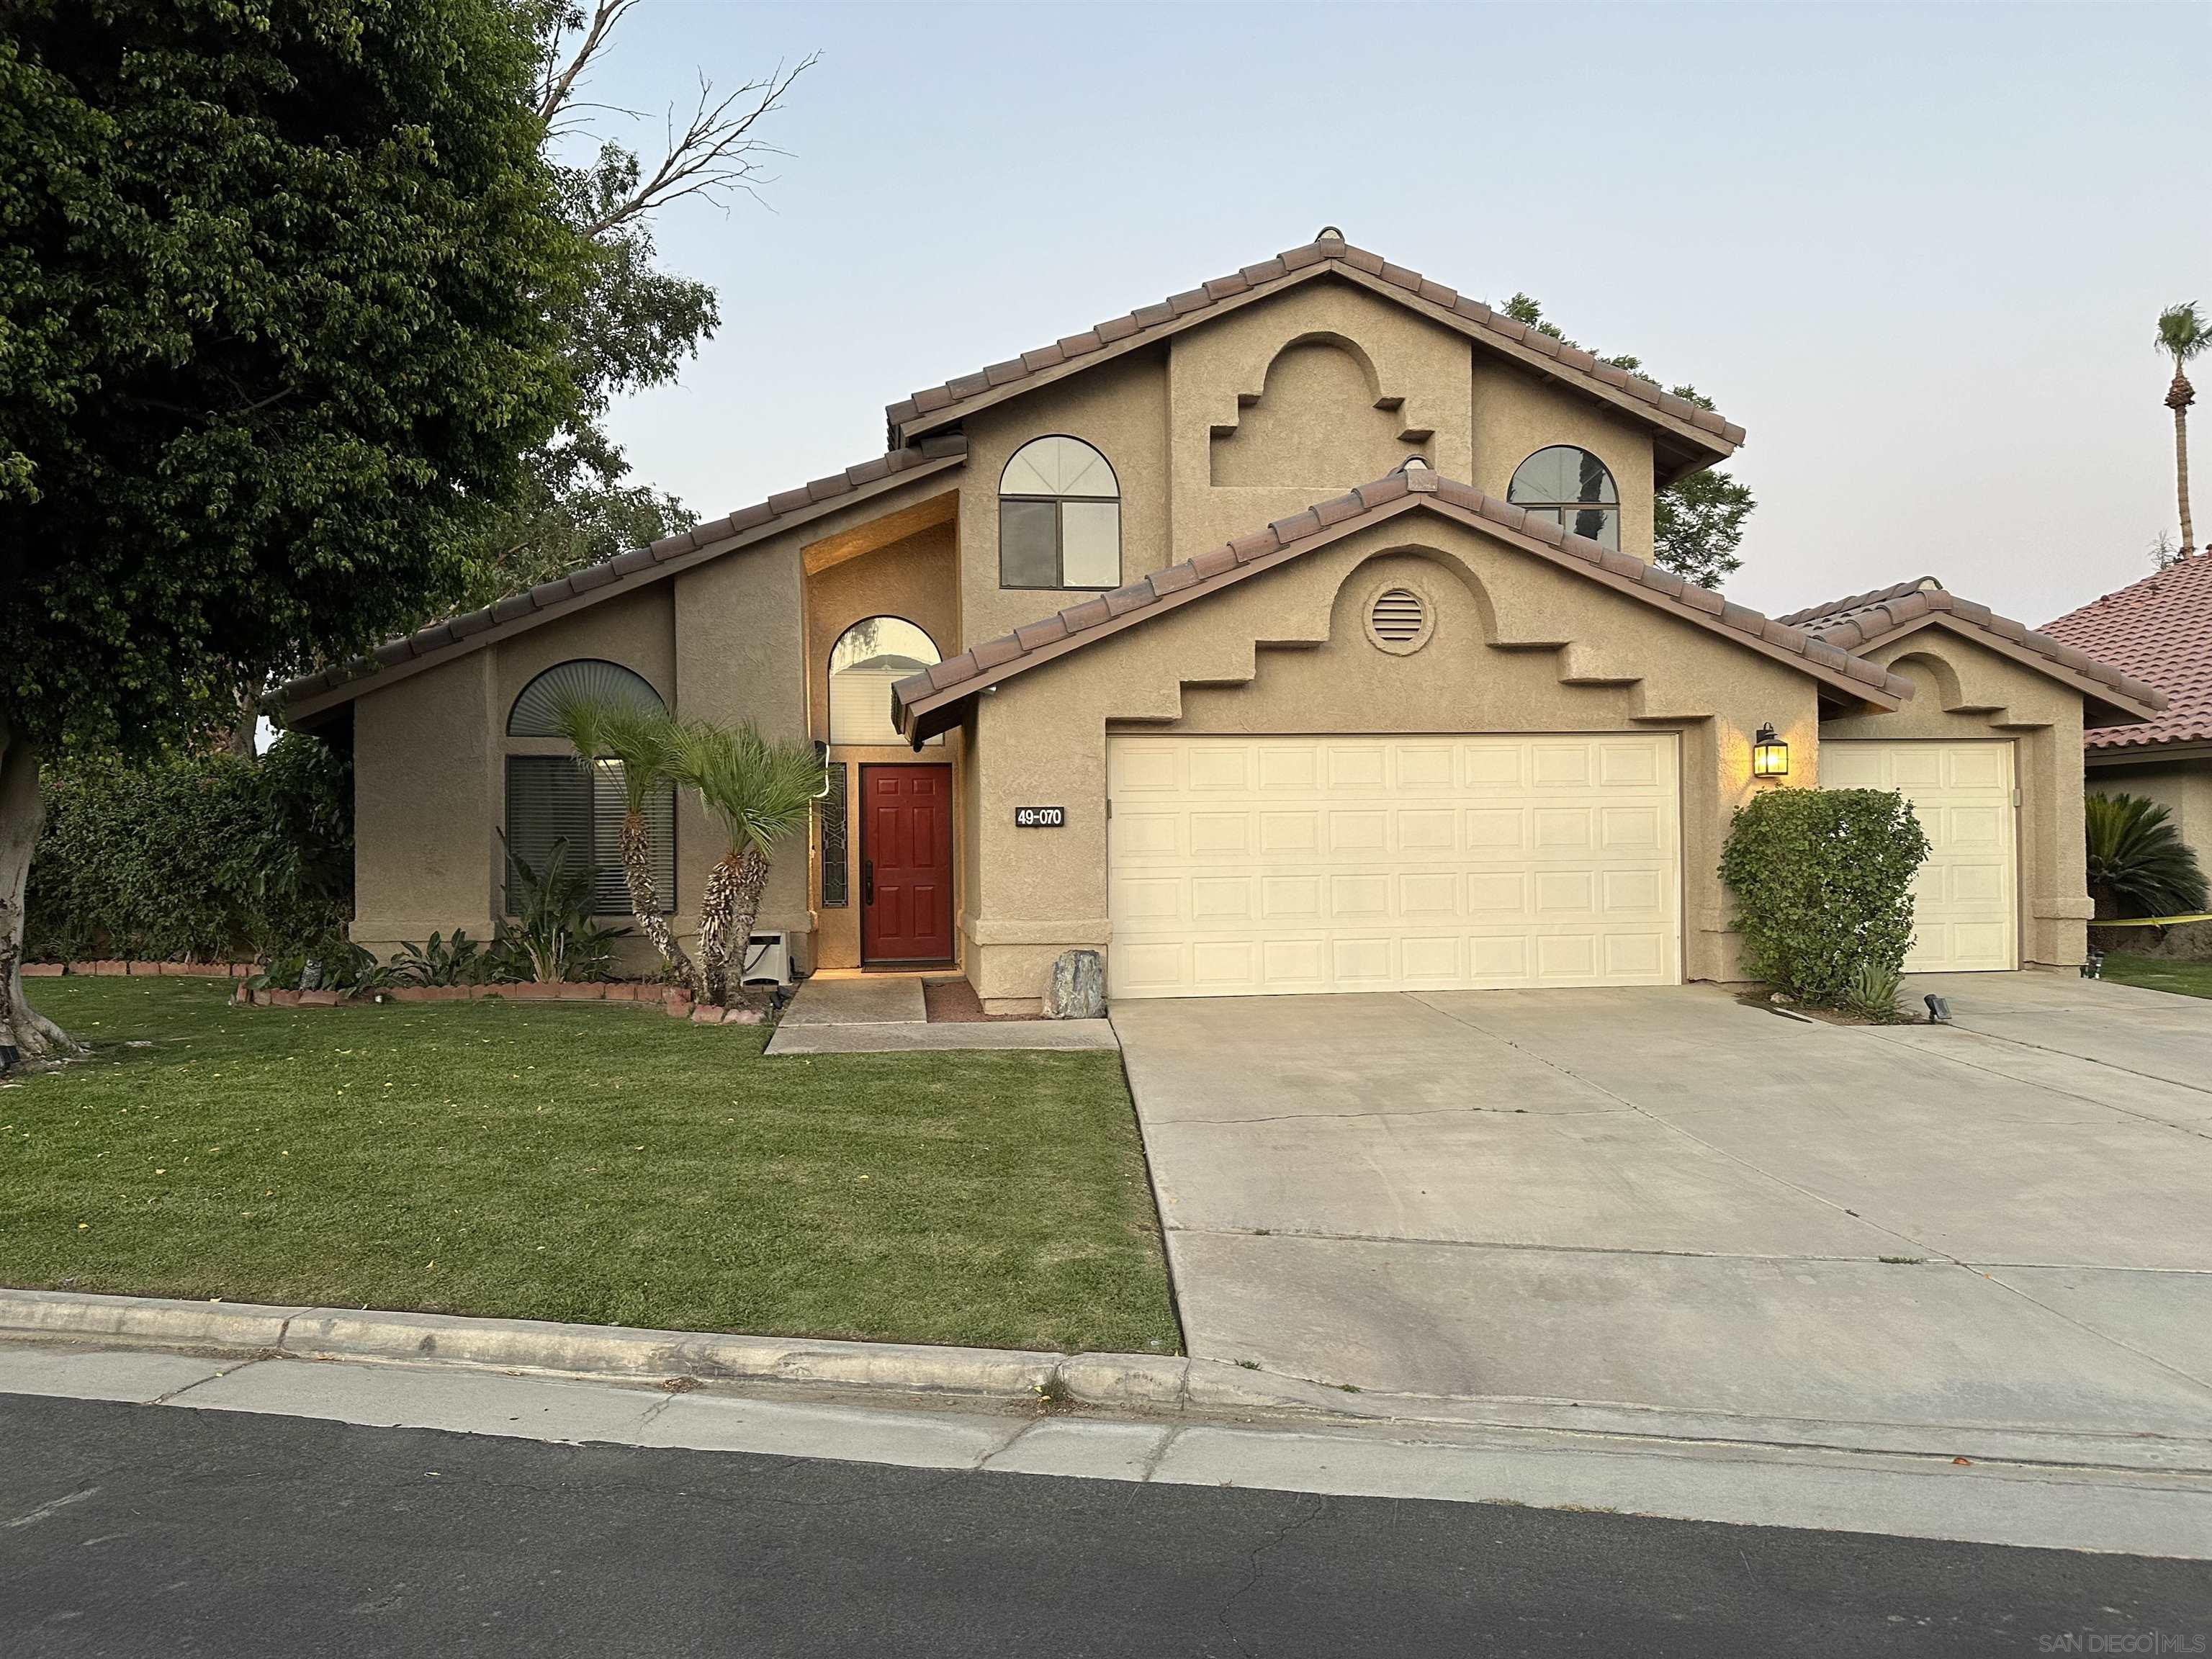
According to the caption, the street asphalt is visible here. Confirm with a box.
[3,1393,2207,1658]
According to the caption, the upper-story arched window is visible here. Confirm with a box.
[504,660,673,915]
[1507,446,1619,552]
[999,435,1120,590]
[829,616,942,747]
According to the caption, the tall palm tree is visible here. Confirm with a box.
[2157,302,2208,556]
[549,692,691,979]
[666,720,824,1004]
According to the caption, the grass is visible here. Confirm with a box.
[0,979,1179,1355]
[2100,953,2212,1000]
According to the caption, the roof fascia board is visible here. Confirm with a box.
[2087,738,2212,765]
[283,454,966,721]
[891,263,1737,473]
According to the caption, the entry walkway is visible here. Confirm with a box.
[766,974,1118,1056]
[1113,975,2212,1444]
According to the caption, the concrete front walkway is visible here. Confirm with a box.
[766,974,1118,1055]
[1114,974,2212,1444]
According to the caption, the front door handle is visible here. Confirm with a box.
[861,859,874,904]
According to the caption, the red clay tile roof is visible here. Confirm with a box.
[1780,576,2166,722]
[274,439,967,719]
[885,233,1744,485]
[2042,553,2212,750]
[892,469,1908,743]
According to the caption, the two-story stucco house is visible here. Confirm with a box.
[278,231,2164,1012]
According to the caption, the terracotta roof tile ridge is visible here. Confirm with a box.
[276,439,966,708]
[885,234,1743,449]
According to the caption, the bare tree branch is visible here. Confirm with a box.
[577,55,817,242]
[536,0,639,126]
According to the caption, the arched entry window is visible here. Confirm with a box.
[829,617,941,747]
[1507,446,1619,551]
[999,434,1120,590]
[504,660,673,914]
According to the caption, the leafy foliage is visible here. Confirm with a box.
[1719,788,1932,1008]
[0,0,584,752]
[390,930,491,987]
[1843,958,1907,1024]
[2086,793,2210,919]
[2157,302,2208,372]
[493,832,624,983]
[1499,294,1753,588]
[665,721,826,858]
[24,736,352,963]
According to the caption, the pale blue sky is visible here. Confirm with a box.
[588,0,2209,626]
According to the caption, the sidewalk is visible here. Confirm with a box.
[3,1289,2210,1557]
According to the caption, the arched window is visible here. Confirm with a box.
[1507,446,1619,552]
[504,660,673,915]
[829,617,941,747]
[999,435,1120,590]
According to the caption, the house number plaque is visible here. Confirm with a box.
[1012,806,1066,828]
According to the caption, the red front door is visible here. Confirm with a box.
[860,765,954,963]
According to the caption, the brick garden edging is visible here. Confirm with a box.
[233,979,765,1025]
[24,961,256,979]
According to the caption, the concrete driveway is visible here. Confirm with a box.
[1113,974,2212,1447]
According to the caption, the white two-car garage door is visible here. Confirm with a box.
[1820,740,2018,972]
[1106,734,1681,999]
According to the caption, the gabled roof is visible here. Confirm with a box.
[274,438,967,721]
[1781,576,2166,726]
[2042,552,2212,750]
[886,232,1745,487]
[891,469,1908,745]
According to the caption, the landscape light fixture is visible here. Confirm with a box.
[1751,724,1790,780]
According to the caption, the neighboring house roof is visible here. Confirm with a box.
[2041,553,2212,751]
[1779,576,2167,726]
[274,437,967,721]
[885,232,1745,486]
[891,468,1910,745]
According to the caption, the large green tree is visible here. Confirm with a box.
[0,0,585,1061]
[1501,295,1755,590]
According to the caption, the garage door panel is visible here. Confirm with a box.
[1108,734,1680,999]
[1821,739,2015,974]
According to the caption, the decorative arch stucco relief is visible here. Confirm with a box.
[1208,334,1430,488]
[1879,637,2048,729]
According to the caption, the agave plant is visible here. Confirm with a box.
[665,720,824,1004]
[2085,793,2210,919]
[547,691,691,980]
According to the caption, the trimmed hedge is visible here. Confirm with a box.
[24,734,352,964]
[1718,786,1930,1007]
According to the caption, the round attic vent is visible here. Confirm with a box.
[1367,587,1429,652]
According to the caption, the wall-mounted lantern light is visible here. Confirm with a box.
[1751,723,1790,781]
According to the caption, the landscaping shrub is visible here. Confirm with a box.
[1718,787,1930,1008]
[23,734,352,963]
[2085,793,2209,919]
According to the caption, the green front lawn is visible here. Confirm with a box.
[2101,953,2212,1000]
[0,979,1178,1354]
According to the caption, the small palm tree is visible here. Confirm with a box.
[549,692,691,980]
[666,720,824,1004]
[2086,793,2210,919]
[2157,302,2207,556]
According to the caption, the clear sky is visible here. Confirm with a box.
[585,0,2210,627]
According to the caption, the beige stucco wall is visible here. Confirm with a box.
[805,521,963,968]
[961,516,1816,1012]
[1819,624,2095,968]
[1470,357,1655,562]
[2087,752,2212,878]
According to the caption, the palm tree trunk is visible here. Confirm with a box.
[619,811,691,979]
[0,719,82,1067]
[695,852,741,1004]
[2170,371,2196,555]
[723,845,772,992]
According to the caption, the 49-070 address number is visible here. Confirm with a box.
[1012,806,1066,828]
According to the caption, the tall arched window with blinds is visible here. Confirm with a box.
[503,660,675,916]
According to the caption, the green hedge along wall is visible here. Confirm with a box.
[24,734,352,963]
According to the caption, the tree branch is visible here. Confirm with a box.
[578,55,817,242]
[537,0,639,126]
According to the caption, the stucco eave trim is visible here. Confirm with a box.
[1843,613,2167,727]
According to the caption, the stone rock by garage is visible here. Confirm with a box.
[1045,950,1106,1020]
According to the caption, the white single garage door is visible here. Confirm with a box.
[1820,740,2017,972]
[1106,734,1681,999]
